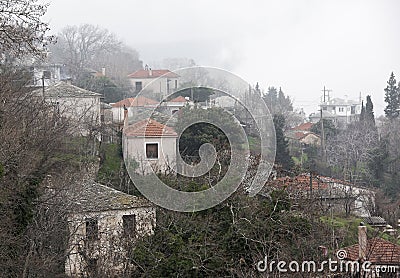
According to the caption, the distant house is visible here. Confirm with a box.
[309,96,362,127]
[340,224,400,277]
[65,182,155,277]
[285,122,320,154]
[160,96,192,115]
[28,63,71,87]
[32,81,101,136]
[267,174,375,217]
[110,96,158,123]
[123,119,178,175]
[127,65,180,98]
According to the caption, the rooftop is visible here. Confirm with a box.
[363,216,387,226]
[168,96,188,103]
[66,181,152,213]
[127,69,179,79]
[124,118,178,137]
[343,237,400,264]
[111,96,158,108]
[33,81,101,98]
[321,97,361,106]
[291,122,314,131]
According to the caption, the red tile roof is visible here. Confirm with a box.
[124,119,178,137]
[294,132,307,140]
[111,98,134,108]
[268,174,329,190]
[291,122,314,131]
[169,96,187,102]
[342,237,400,264]
[111,96,158,108]
[127,69,179,79]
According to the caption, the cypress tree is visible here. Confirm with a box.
[365,95,375,126]
[384,72,399,119]
[273,114,293,170]
[360,101,365,123]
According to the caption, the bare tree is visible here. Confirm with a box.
[0,0,54,59]
[326,122,379,184]
[49,24,120,78]
[49,24,142,82]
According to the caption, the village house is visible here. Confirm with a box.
[309,96,362,127]
[64,181,155,277]
[28,62,71,88]
[32,81,101,136]
[127,65,180,99]
[160,96,192,115]
[110,96,158,124]
[267,174,375,217]
[285,122,321,151]
[123,118,178,175]
[340,224,400,277]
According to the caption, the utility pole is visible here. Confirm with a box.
[320,109,326,162]
[321,86,332,103]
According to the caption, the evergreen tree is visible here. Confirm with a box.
[384,72,399,119]
[359,101,365,123]
[273,114,293,170]
[365,95,375,126]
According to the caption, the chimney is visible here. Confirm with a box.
[149,68,152,77]
[358,223,367,261]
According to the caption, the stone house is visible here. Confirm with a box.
[123,118,178,175]
[65,181,155,277]
[33,81,101,136]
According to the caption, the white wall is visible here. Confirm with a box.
[123,136,177,175]
[130,77,179,97]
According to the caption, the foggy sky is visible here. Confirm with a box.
[44,0,400,116]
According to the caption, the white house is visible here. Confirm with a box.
[310,96,362,127]
[33,82,101,135]
[64,181,155,276]
[110,96,158,124]
[28,63,70,87]
[123,119,178,175]
[127,65,180,98]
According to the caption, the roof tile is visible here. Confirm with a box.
[124,118,177,137]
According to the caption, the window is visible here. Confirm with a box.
[135,81,142,92]
[322,106,327,111]
[339,107,344,112]
[174,80,178,89]
[122,215,136,237]
[85,218,98,241]
[146,143,158,159]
